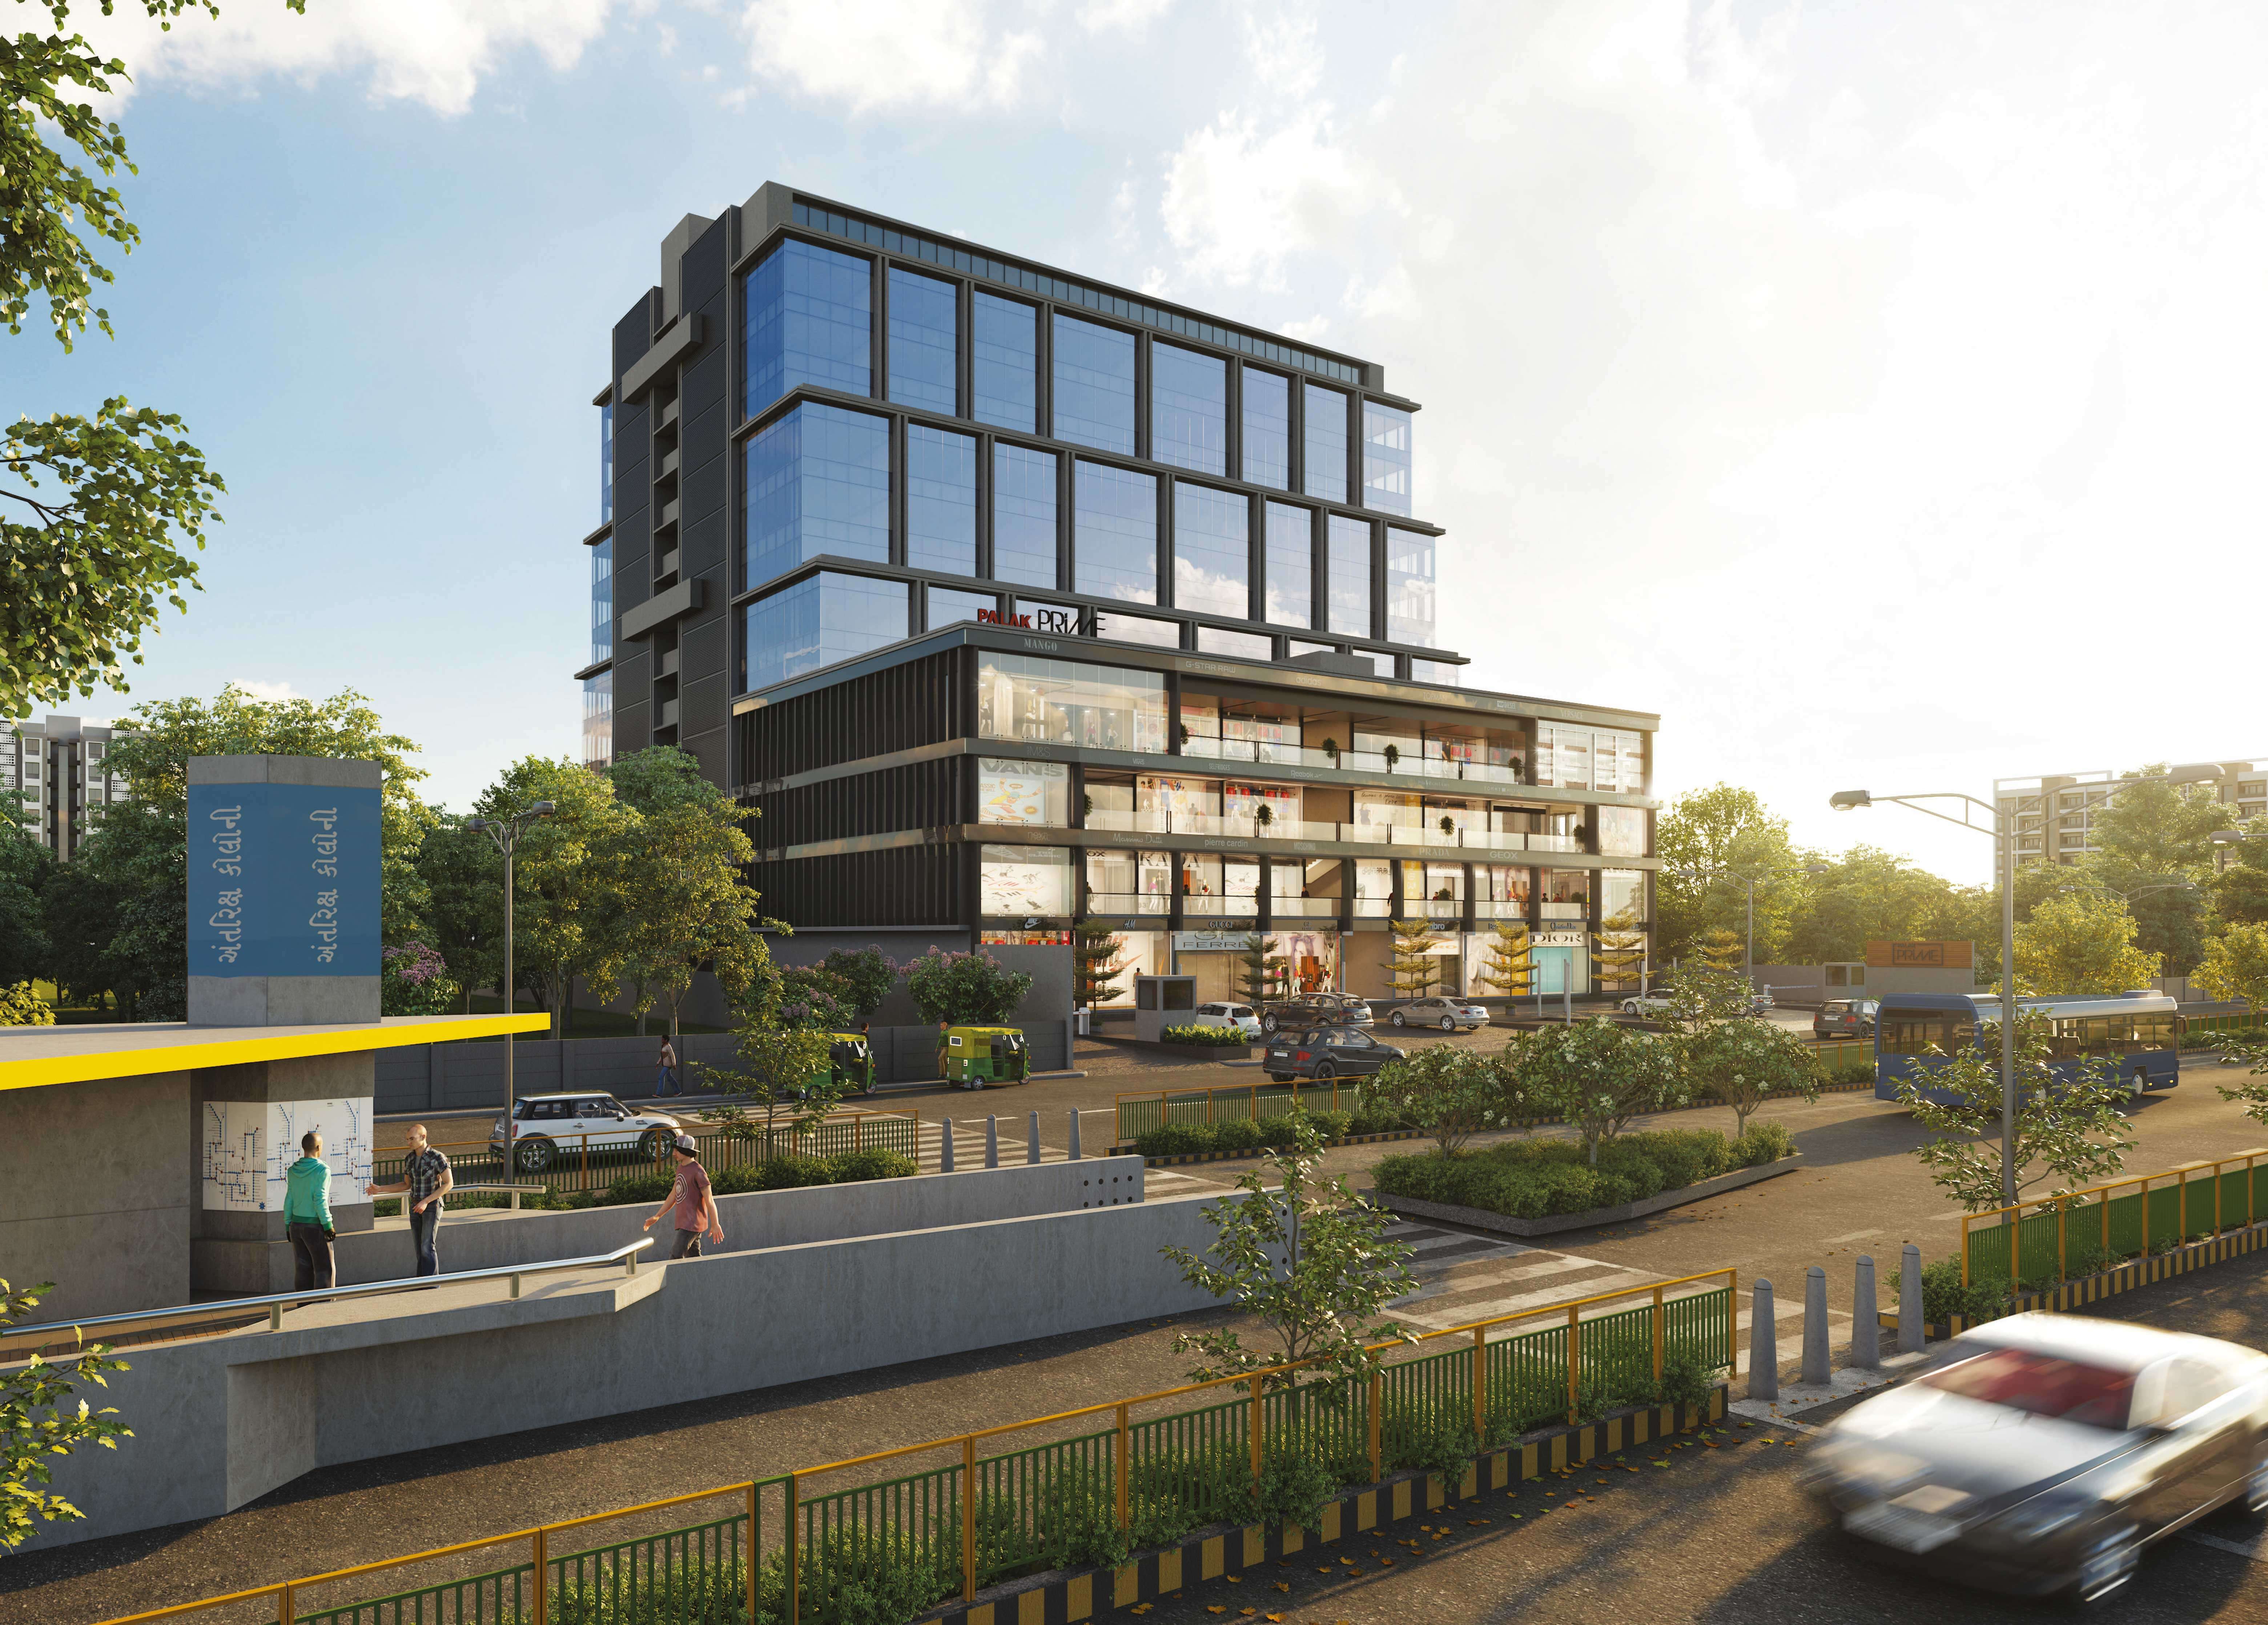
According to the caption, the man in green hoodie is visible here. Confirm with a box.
[284,1129,336,1291]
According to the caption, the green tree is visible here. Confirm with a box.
[378,943,457,1016]
[1504,1019,1687,1164]
[2,1278,131,1550]
[1162,1113,1418,1386]
[2013,891,2162,995]
[473,756,627,1034]
[1693,926,1745,975]
[1236,932,1282,1006]
[0,983,54,1026]
[1366,1046,1512,1154]
[1073,919,1130,1008]
[703,949,840,1139]
[602,751,763,1035]
[411,814,502,1014]
[2,0,305,716]
[1387,918,1442,1000]
[1477,920,1531,997]
[815,947,895,1020]
[2210,817,2268,928]
[2196,923,2268,1014]
[1654,786,1800,962]
[1593,906,1646,991]
[2087,767,2227,874]
[1895,1010,2134,1212]
[899,948,1032,1026]
[1664,958,1818,1136]
[0,823,53,989]
[1781,844,1975,966]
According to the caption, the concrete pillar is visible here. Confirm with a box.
[1900,1244,1924,1354]
[940,1119,955,1173]
[1852,1255,1880,1368]
[985,1116,1000,1169]
[1802,1264,1830,1386]
[1028,1110,1042,1165]
[1068,1111,1082,1160]
[1749,1279,1777,1401]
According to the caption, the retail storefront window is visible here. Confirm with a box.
[978,758,1070,827]
[1598,805,1647,856]
[977,653,1168,752]
[980,844,1072,917]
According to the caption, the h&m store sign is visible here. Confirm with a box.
[980,606,1099,637]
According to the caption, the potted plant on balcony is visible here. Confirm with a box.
[1255,803,1275,834]
[1321,736,1341,767]
[1382,743,1401,772]
[1438,814,1455,840]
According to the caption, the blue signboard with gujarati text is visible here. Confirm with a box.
[186,783,381,978]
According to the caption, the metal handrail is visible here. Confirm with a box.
[1,1238,655,1349]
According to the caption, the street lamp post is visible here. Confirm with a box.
[1662,864,1827,987]
[465,802,555,1139]
[1830,766,2224,1203]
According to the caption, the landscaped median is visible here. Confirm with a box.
[1367,1124,1802,1237]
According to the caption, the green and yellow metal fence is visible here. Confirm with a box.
[369,1110,921,1198]
[1960,1148,2268,1288]
[1113,1079,1367,1146]
[98,1268,1735,1625]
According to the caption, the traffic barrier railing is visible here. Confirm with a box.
[1114,1078,1367,1145]
[95,1266,1736,1625]
[1961,1149,2268,1288]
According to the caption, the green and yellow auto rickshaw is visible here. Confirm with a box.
[825,1031,877,1097]
[942,1025,1028,1089]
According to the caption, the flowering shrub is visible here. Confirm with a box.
[897,947,1031,1026]
[381,942,459,1016]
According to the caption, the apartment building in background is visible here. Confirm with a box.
[2000,762,2267,867]
[577,184,1660,1004]
[3,716,134,861]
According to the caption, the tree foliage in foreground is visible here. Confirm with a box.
[1,1278,131,1550]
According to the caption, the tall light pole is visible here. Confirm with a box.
[1830,765,2223,1203]
[466,801,554,1138]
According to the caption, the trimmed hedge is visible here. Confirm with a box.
[1131,1107,1414,1158]
[1160,1024,1252,1046]
[1370,1123,1796,1220]
[370,1148,918,1218]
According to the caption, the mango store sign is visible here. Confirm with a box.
[188,783,381,978]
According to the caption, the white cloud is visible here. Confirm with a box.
[232,679,303,703]
[75,0,629,117]
[736,0,1044,114]
[1079,0,1174,35]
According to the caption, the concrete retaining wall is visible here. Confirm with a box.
[321,1156,1147,1286]
[23,1189,1228,1549]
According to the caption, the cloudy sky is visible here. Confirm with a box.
[22,0,2268,883]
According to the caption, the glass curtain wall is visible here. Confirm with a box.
[1198,627,1273,657]
[1151,344,1227,475]
[590,537,612,662]
[906,424,976,574]
[743,240,872,416]
[928,585,999,630]
[581,673,612,769]
[744,404,890,588]
[972,292,1037,432]
[1362,401,1413,516]
[992,443,1058,588]
[976,652,1168,752]
[1386,527,1436,646]
[599,403,613,522]
[1303,383,1348,501]
[1172,483,1248,619]
[1264,502,1312,628]
[1074,461,1158,602]
[1242,368,1290,490]
[886,267,958,415]
[1327,514,1372,638]
[1052,314,1135,454]
[743,573,909,691]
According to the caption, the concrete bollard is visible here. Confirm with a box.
[985,1116,1000,1169]
[1068,1111,1082,1160]
[1901,1244,1924,1354]
[1852,1255,1880,1368]
[1802,1264,1830,1386]
[1028,1111,1042,1165]
[940,1119,955,1173]
[1749,1279,1778,1400]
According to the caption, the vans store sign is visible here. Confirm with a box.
[980,606,1099,637]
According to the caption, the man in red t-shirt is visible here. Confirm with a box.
[642,1135,723,1259]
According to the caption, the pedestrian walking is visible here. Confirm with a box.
[655,1036,680,1098]
[284,1130,336,1292]
[641,1133,721,1259]
[368,1123,454,1277]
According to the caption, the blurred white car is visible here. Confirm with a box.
[1620,995,1674,1016]
[1188,1002,1263,1039]
[1391,997,1489,1032]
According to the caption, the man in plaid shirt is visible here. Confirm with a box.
[370,1123,454,1277]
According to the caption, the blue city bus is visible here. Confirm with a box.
[1874,989,2181,1105]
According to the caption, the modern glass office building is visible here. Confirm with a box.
[580,184,1659,1002]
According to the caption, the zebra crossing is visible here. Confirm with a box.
[908,1113,1214,1199]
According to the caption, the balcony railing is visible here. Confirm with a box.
[1085,891,1167,915]
[1075,814,1612,859]
[1540,901,1588,920]
[1271,896,1340,918]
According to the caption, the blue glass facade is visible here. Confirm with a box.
[1171,482,1247,619]
[1051,314,1135,454]
[743,240,873,416]
[927,585,999,630]
[582,671,612,768]
[1263,501,1311,628]
[1363,401,1413,516]
[888,267,957,415]
[744,403,891,589]
[972,292,1037,432]
[1327,514,1371,638]
[1242,368,1289,490]
[906,424,976,575]
[992,442,1057,589]
[600,404,614,522]
[1074,460,1156,602]
[1386,526,1435,646]
[1303,384,1348,502]
[1198,626,1272,658]
[1151,344,1226,475]
[591,536,612,662]
[743,572,910,691]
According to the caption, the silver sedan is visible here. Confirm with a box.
[1390,996,1489,1032]
[1803,1313,2268,1602]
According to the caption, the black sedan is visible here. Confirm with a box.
[1803,1313,2268,1602]
[1262,1026,1404,1082]
[1260,993,1374,1033]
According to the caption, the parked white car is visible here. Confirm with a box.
[490,1092,685,1174]
[1391,997,1490,1031]
[1619,995,1675,1016]
[1187,1002,1265,1039]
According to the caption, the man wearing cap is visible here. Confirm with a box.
[642,1134,723,1259]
